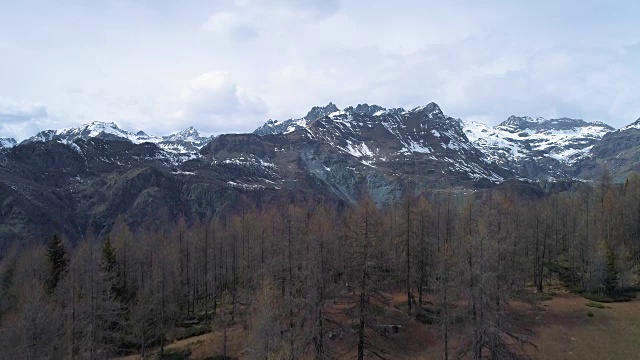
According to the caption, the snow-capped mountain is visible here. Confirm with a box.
[210,102,509,203]
[253,102,340,135]
[461,116,614,179]
[23,121,214,157]
[297,102,505,182]
[253,102,407,136]
[255,105,619,181]
[2,100,639,249]
[157,126,214,154]
[0,138,17,149]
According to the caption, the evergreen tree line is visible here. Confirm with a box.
[1,174,639,359]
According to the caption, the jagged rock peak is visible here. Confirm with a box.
[305,102,340,121]
[177,126,200,137]
[499,115,546,128]
[343,103,387,116]
[411,102,443,115]
[623,117,640,130]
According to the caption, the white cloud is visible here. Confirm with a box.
[0,97,47,123]
[200,0,340,41]
[0,97,52,140]
[2,0,640,139]
[171,71,268,133]
[200,11,258,41]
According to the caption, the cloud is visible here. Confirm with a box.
[255,32,640,128]
[200,11,259,41]
[201,0,340,40]
[2,0,640,138]
[0,97,48,123]
[0,96,52,140]
[237,0,340,21]
[172,71,268,133]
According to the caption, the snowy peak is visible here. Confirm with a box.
[23,122,213,158]
[410,102,443,116]
[463,115,614,179]
[26,121,137,144]
[305,102,339,121]
[297,101,505,182]
[0,138,17,149]
[620,117,640,131]
[253,118,308,136]
[498,115,546,130]
[254,102,432,136]
[252,104,621,181]
[343,103,387,116]
[164,126,201,142]
[498,116,613,133]
[254,103,341,136]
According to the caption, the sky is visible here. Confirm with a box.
[1,0,640,140]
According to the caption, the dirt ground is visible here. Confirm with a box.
[526,292,640,360]
[117,290,640,360]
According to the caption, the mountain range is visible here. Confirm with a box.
[1,102,638,248]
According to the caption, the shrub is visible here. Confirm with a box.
[585,301,607,309]
[158,349,192,360]
[583,291,635,303]
[173,325,210,341]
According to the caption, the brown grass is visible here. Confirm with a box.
[526,291,640,360]
[116,290,640,360]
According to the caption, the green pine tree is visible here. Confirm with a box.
[46,234,68,294]
[101,236,123,301]
[604,242,619,295]
[101,237,117,273]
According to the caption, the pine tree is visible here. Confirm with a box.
[46,234,68,294]
[604,242,619,294]
[101,237,117,273]
[101,236,123,301]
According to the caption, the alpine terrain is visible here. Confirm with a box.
[0,102,638,249]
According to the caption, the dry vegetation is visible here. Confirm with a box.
[114,289,639,360]
[2,173,640,359]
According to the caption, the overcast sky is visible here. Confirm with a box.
[1,0,639,140]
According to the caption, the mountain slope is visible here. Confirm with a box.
[461,116,614,180]
[1,101,637,250]
[0,137,294,250]
[213,102,509,204]
[256,106,618,182]
[574,118,640,181]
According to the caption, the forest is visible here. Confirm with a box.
[1,174,640,360]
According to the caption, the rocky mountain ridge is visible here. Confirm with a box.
[23,121,215,157]
[254,102,619,181]
[1,101,639,249]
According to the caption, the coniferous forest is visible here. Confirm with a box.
[1,174,640,360]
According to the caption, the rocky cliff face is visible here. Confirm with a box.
[211,102,509,205]
[574,118,640,181]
